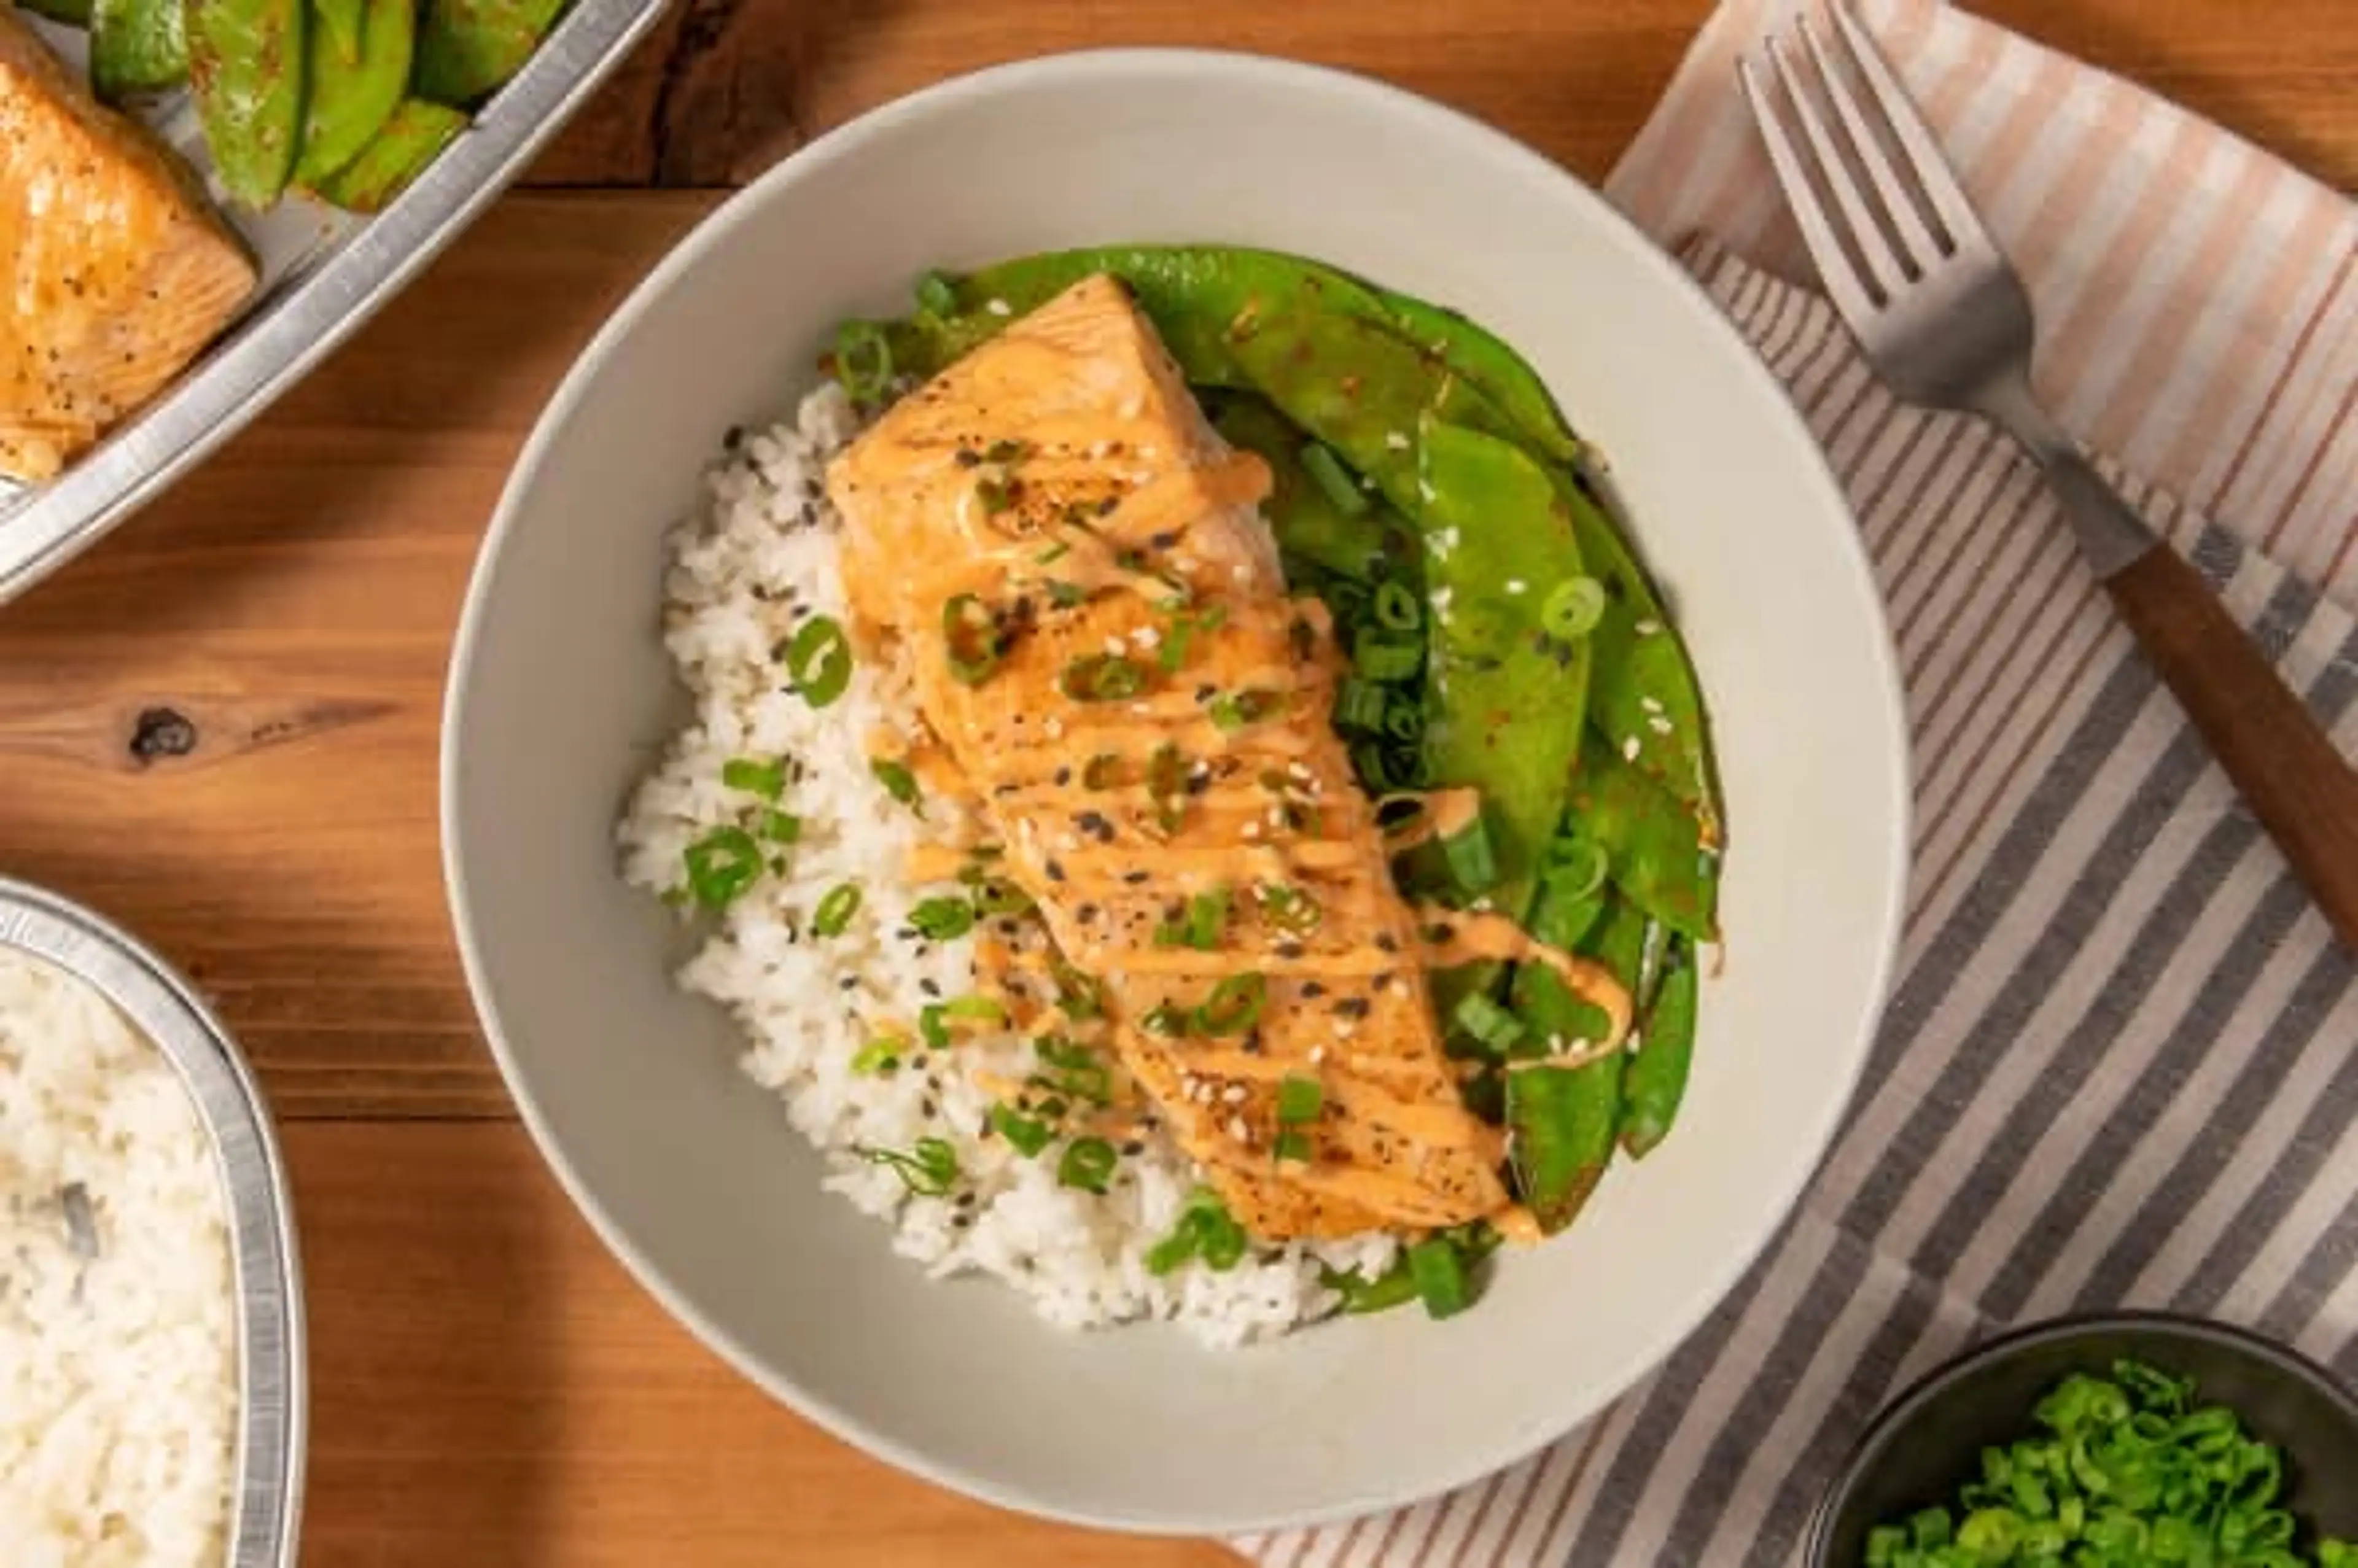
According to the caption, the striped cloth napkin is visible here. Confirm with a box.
[1234,2,2358,1565]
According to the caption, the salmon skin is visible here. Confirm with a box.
[0,9,256,481]
[828,275,1509,1240]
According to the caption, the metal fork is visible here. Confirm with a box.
[1741,3,2358,950]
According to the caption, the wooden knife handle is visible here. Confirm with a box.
[2104,543,2358,950]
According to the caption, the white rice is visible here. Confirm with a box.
[619,386,1396,1347]
[0,949,236,1566]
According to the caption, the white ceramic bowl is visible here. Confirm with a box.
[442,49,1909,1534]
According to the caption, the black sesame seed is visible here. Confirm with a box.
[1122,870,1150,885]
[1274,941,1305,960]
[1300,980,1327,999]
[1046,860,1067,882]
[1374,933,1400,953]
[1121,1141,1145,1157]
[1149,529,1179,549]
[1053,767,1072,786]
[955,448,982,468]
[1335,997,1372,1020]
[919,978,941,998]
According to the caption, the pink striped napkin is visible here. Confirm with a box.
[1232,3,2358,1566]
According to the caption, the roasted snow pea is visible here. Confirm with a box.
[414,0,569,107]
[314,0,362,62]
[311,96,465,212]
[1412,417,1589,919]
[1207,392,1410,584]
[1568,729,1721,941]
[1504,863,1625,1232]
[91,0,186,102]
[1622,934,1697,1158]
[292,0,411,185]
[188,0,308,208]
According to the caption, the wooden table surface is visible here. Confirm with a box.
[4,4,2352,1564]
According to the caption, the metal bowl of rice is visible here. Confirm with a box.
[442,49,1907,1534]
[0,878,305,1566]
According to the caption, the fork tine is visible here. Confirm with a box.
[1761,37,1910,301]
[1825,0,1983,249]
[1795,17,1944,274]
[1737,56,1880,326]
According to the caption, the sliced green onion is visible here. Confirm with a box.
[1156,887,1230,950]
[1048,959,1102,1020]
[1541,575,1608,640]
[721,756,788,801]
[1407,1236,1473,1319]
[1334,678,1390,734]
[682,827,762,910]
[1352,740,1401,792]
[850,1037,901,1076]
[975,476,1016,514]
[1353,635,1422,682]
[833,320,894,403]
[944,994,1006,1025]
[1259,884,1323,934]
[1373,580,1422,632]
[1451,991,1524,1054]
[1326,1258,1421,1315]
[1273,1130,1313,1164]
[1159,613,1196,673]
[1276,1075,1324,1125]
[1057,1136,1118,1193]
[1082,753,1124,790]
[1141,1002,1189,1037]
[1194,972,1267,1036]
[1045,579,1089,610]
[757,809,803,845]
[1033,1036,1111,1104]
[971,877,1033,917]
[871,758,922,809]
[942,594,1005,686]
[1146,1187,1248,1275]
[784,616,852,708]
[812,880,862,937]
[1299,442,1371,517]
[914,270,958,316]
[918,1003,951,1051]
[863,1136,957,1196]
[908,897,975,941]
[1541,833,1609,903]
[983,438,1028,465]
[989,1104,1053,1157]
[1208,688,1283,732]
[1060,653,1147,702]
[1441,814,1500,895]
[1383,693,1426,743]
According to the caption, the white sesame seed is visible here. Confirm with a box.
[1649,716,1674,735]
[1133,626,1161,648]
[1227,1116,1250,1142]
[1640,695,1665,715]
[1103,636,1124,656]
[1505,579,1527,595]
[1223,1084,1249,1104]
[1309,1045,1326,1064]
[1334,1022,1358,1040]
[1635,618,1662,636]
[1043,716,1064,739]
[1384,430,1410,451]
[1622,735,1642,761]
[985,298,1012,317]
[1418,481,1436,503]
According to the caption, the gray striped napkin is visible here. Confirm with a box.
[1237,237,2358,1567]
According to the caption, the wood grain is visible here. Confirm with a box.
[523,0,2358,193]
[0,4,2350,1563]
[290,1120,1235,1567]
[2104,542,2358,950]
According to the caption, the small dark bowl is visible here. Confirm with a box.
[1809,1313,2358,1566]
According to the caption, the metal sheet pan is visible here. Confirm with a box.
[0,0,673,604]
[0,877,305,1567]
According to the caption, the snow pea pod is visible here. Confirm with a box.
[1569,730,1721,941]
[311,96,465,212]
[1412,417,1590,920]
[314,0,362,63]
[188,0,306,208]
[91,0,185,101]
[292,0,411,186]
[414,0,567,107]
[1504,876,1626,1232]
[1622,934,1697,1158]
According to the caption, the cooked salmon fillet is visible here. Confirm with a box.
[828,275,1510,1240]
[0,9,256,481]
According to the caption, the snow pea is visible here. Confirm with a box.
[311,97,465,212]
[414,0,568,107]
[91,0,184,101]
[293,0,411,185]
[1622,934,1697,1159]
[1412,417,1589,920]
[1569,730,1721,941]
[188,0,307,208]
[1204,392,1411,585]
[1504,873,1626,1232]
[314,0,362,63]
